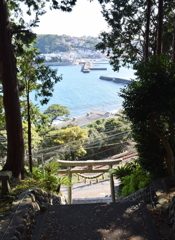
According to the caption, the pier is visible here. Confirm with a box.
[99,76,131,84]
[81,62,107,73]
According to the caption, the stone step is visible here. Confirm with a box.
[38,201,160,240]
[72,197,112,204]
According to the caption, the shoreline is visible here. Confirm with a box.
[53,108,122,127]
[44,59,109,67]
[31,61,132,117]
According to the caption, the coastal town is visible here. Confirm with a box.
[43,50,107,65]
[36,34,108,64]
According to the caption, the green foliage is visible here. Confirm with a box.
[109,161,136,180]
[87,117,130,135]
[35,34,100,53]
[43,160,59,175]
[21,101,50,131]
[132,123,166,179]
[34,160,71,193]
[54,126,88,160]
[47,57,60,62]
[39,126,61,149]
[83,115,132,160]
[22,120,42,151]
[120,54,175,177]
[0,96,7,158]
[87,127,100,139]
[0,194,17,218]
[0,0,77,178]
[0,95,5,129]
[15,160,71,194]
[97,0,175,71]
[35,35,71,53]
[104,118,124,133]
[115,109,131,125]
[121,166,151,196]
[17,42,61,171]
[44,104,70,124]
[0,130,7,158]
[18,43,62,106]
[110,161,151,196]
[38,112,132,161]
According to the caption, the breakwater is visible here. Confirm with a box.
[30,63,135,117]
[81,62,92,73]
[81,62,107,73]
[90,67,107,70]
[100,76,131,84]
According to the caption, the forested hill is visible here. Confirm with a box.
[35,34,100,54]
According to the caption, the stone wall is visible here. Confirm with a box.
[121,185,158,206]
[120,177,175,239]
[168,196,175,237]
[0,188,65,240]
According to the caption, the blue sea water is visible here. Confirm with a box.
[31,62,135,117]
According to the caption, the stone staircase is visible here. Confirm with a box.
[36,201,160,240]
[2,177,175,240]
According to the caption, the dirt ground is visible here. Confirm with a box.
[147,188,175,240]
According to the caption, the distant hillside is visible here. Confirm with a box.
[35,34,100,54]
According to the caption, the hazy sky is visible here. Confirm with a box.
[32,0,109,37]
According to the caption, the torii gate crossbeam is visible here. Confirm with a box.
[57,159,122,204]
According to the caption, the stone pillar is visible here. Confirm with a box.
[68,167,72,204]
[109,165,115,202]
[0,171,12,195]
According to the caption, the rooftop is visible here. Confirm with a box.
[53,109,118,128]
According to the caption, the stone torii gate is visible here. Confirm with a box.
[57,159,122,204]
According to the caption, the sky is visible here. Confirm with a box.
[31,0,109,37]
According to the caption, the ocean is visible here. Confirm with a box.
[31,61,135,117]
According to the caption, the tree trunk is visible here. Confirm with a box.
[157,0,163,55]
[172,21,175,62]
[145,0,151,59]
[150,117,174,176]
[71,151,75,160]
[27,92,32,172]
[0,0,24,179]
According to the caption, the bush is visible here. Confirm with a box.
[15,160,71,194]
[121,166,151,196]
[132,122,166,179]
[109,161,136,180]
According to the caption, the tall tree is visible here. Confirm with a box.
[157,0,163,55]
[55,126,88,160]
[44,104,70,124]
[98,0,175,177]
[0,0,77,178]
[18,44,61,172]
[0,1,24,178]
[120,55,175,177]
[145,0,152,59]
[97,0,175,70]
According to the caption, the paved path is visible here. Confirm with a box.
[60,178,120,203]
[38,201,160,240]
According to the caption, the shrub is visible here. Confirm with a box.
[15,160,71,194]
[121,166,151,196]
[109,161,136,180]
